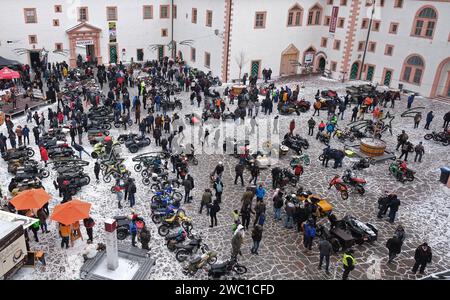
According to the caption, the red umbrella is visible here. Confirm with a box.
[0,67,20,80]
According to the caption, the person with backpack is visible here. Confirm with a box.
[302,221,316,252]
[342,249,356,280]
[251,224,263,255]
[253,201,266,227]
[209,200,220,227]
[414,142,425,163]
[213,177,224,203]
[83,217,95,243]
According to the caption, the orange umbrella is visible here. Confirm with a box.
[50,199,92,225]
[10,188,51,210]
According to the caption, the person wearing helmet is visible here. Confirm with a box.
[213,161,224,179]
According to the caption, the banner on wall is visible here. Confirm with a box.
[109,22,117,43]
[329,6,339,33]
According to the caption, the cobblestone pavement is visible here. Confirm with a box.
[6,76,450,280]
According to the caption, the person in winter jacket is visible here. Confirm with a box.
[318,238,332,274]
[39,145,48,166]
[413,112,422,128]
[231,224,245,258]
[240,201,254,230]
[22,125,30,145]
[199,189,212,215]
[302,221,316,251]
[127,179,137,207]
[273,190,284,220]
[387,194,401,223]
[386,235,402,263]
[59,223,71,249]
[255,185,266,202]
[213,161,224,178]
[83,217,95,243]
[249,163,260,185]
[139,226,151,250]
[37,208,50,234]
[253,201,266,227]
[0,133,7,153]
[308,118,316,136]
[398,141,412,161]
[414,142,425,162]
[396,130,409,151]
[424,111,434,130]
[443,111,450,130]
[234,163,245,186]
[289,119,296,135]
[213,177,224,203]
[284,198,295,228]
[130,219,138,247]
[209,200,220,227]
[251,224,263,255]
[94,161,100,182]
[183,176,193,203]
[342,249,356,280]
[412,243,432,274]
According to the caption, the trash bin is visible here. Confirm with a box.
[439,167,450,184]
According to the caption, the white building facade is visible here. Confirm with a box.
[0,0,449,98]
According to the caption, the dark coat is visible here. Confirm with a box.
[386,237,402,254]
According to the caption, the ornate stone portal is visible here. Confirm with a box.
[66,22,102,67]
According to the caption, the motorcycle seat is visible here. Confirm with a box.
[175,243,194,250]
[190,256,202,264]
[210,261,228,270]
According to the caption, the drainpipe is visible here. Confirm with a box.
[171,0,174,59]
[224,0,232,83]
[359,0,375,80]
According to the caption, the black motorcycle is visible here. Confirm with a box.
[2,146,35,161]
[48,146,75,159]
[175,237,209,262]
[208,257,247,279]
[125,136,151,153]
[114,216,146,240]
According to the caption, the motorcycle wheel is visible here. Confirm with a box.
[134,164,142,172]
[27,149,35,157]
[233,264,247,275]
[443,139,450,146]
[118,137,125,144]
[341,190,349,200]
[110,186,117,193]
[290,178,298,187]
[103,124,112,130]
[127,119,133,126]
[176,249,190,262]
[114,122,121,128]
[172,192,183,202]
[91,152,98,159]
[208,256,218,265]
[129,145,139,153]
[182,221,193,233]
[424,134,433,140]
[357,186,365,195]
[150,183,160,190]
[144,138,151,145]
[295,148,303,155]
[396,172,404,183]
[192,157,199,165]
[117,228,128,240]
[152,214,163,224]
[406,173,415,182]
[318,154,324,161]
[167,241,176,252]
[158,225,169,236]
[142,177,151,185]
[103,174,112,183]
[41,170,50,178]
[141,170,149,178]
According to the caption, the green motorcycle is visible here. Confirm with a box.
[389,162,415,183]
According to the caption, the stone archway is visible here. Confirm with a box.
[66,22,102,67]
[280,44,300,76]
[430,57,450,98]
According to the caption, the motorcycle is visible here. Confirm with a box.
[316,132,330,146]
[337,215,378,244]
[424,131,450,146]
[125,136,151,153]
[157,211,193,236]
[333,128,355,142]
[352,158,371,170]
[342,169,366,195]
[150,178,181,191]
[14,167,50,180]
[113,116,133,128]
[208,257,247,279]
[151,186,183,203]
[9,178,43,195]
[2,146,35,161]
[277,168,298,187]
[152,204,184,224]
[48,146,75,159]
[165,228,188,251]
[389,161,415,182]
[175,236,210,262]
[182,250,218,276]
[282,134,309,154]
[118,133,139,144]
[328,175,349,200]
[114,216,146,240]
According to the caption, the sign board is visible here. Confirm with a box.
[0,221,27,279]
[304,53,314,64]
[109,22,117,43]
[329,6,339,33]
[76,40,94,46]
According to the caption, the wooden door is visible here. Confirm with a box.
[281,54,297,76]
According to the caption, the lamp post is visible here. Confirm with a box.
[358,0,376,80]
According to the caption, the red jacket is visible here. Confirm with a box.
[289,121,295,131]
[39,146,48,161]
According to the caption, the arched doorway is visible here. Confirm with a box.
[350,61,360,80]
[66,22,102,67]
[318,57,326,72]
[431,57,450,98]
[280,44,300,76]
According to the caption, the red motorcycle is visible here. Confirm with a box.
[342,170,366,195]
[329,176,349,200]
